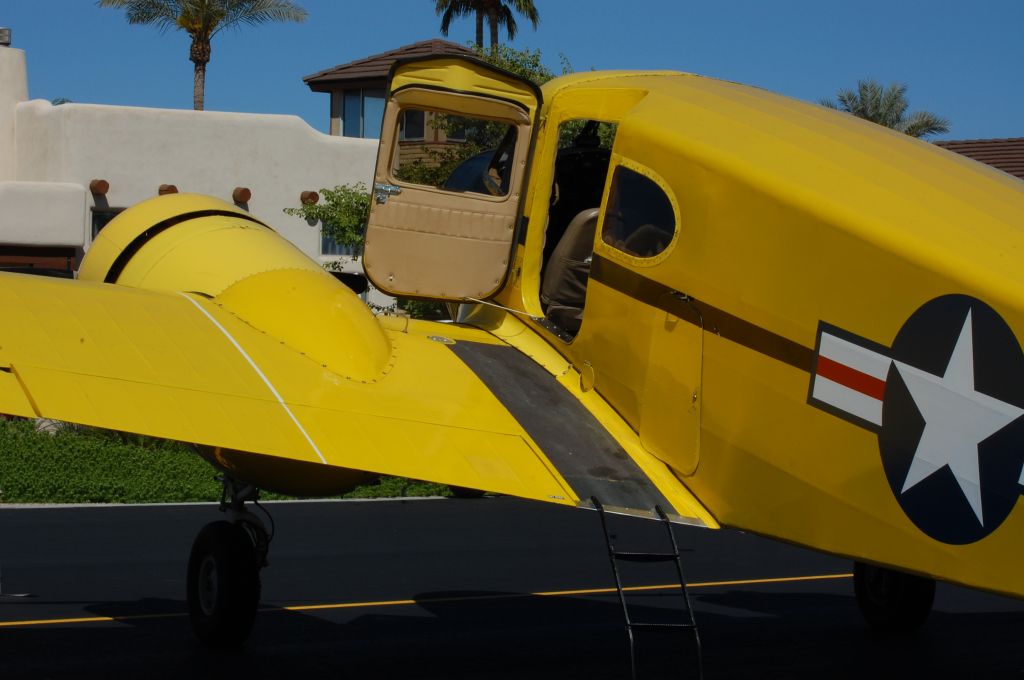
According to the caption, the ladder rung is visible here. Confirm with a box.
[612,551,677,563]
[629,622,697,632]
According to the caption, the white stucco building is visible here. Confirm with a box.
[0,36,377,282]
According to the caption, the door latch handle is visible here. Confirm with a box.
[373,183,402,204]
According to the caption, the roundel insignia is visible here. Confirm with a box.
[809,294,1024,545]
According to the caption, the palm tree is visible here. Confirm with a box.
[435,0,539,49]
[97,0,307,111]
[821,79,949,139]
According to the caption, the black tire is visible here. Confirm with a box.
[853,561,935,635]
[187,521,261,648]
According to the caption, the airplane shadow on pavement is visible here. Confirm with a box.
[0,588,1022,679]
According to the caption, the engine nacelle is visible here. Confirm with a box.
[80,193,391,383]
[80,193,325,294]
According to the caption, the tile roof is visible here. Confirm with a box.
[935,137,1024,181]
[304,39,476,91]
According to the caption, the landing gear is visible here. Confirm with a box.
[187,521,261,647]
[186,476,271,648]
[853,561,935,634]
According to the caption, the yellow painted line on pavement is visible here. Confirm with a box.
[0,572,852,628]
[282,572,854,613]
[0,612,184,627]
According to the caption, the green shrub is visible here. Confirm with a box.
[0,419,449,503]
[0,419,219,503]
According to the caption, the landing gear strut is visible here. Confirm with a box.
[186,476,271,648]
[853,561,935,634]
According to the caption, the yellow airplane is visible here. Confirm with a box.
[0,56,1022,648]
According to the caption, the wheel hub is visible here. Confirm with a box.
[197,554,219,615]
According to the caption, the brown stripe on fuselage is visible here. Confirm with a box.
[590,255,815,372]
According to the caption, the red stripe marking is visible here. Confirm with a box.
[816,356,887,401]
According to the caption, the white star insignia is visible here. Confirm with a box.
[894,310,1024,525]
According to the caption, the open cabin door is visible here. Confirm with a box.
[363,57,542,301]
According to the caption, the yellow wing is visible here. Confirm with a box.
[0,194,714,526]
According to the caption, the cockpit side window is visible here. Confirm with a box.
[390,107,517,197]
[601,166,675,258]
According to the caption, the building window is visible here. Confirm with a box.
[399,109,426,141]
[321,232,359,257]
[342,91,361,137]
[91,207,125,238]
[601,166,676,258]
[447,116,467,142]
[342,88,386,139]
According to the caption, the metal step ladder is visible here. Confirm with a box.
[592,497,703,680]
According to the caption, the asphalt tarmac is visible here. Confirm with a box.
[0,497,1021,679]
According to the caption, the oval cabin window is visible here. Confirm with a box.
[601,166,675,258]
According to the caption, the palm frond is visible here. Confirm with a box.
[899,111,950,139]
[434,0,477,37]
[435,0,475,14]
[878,82,909,130]
[97,0,182,33]
[823,77,950,139]
[508,0,539,27]
[855,80,884,122]
[834,88,860,115]
[438,6,456,34]
[216,0,307,35]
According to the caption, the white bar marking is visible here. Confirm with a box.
[812,375,883,426]
[180,293,327,464]
[818,333,891,380]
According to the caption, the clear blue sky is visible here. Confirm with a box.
[4,1,1022,140]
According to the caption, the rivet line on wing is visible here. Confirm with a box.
[179,292,327,465]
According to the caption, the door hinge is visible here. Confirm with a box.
[373,183,402,204]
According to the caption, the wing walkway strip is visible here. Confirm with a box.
[179,293,327,464]
[0,573,851,628]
